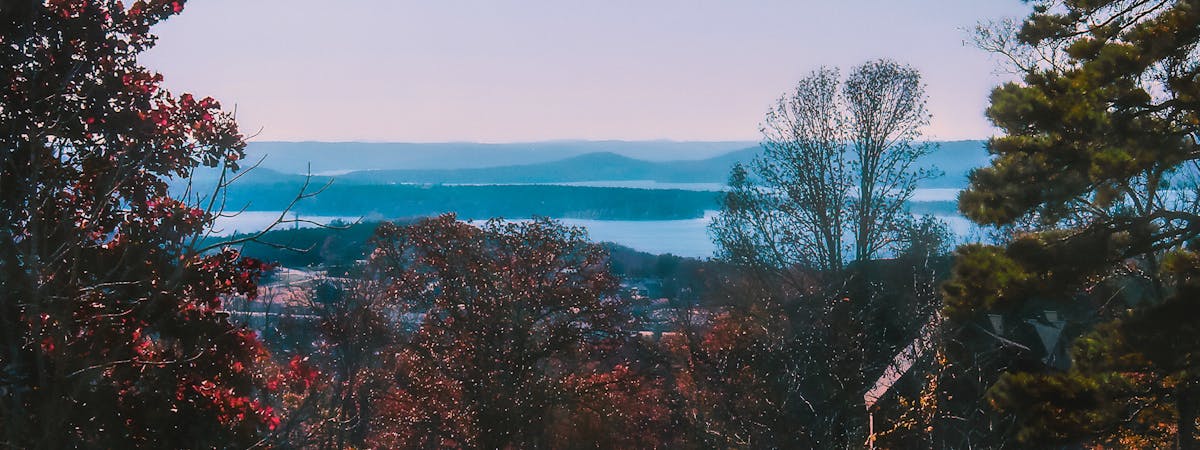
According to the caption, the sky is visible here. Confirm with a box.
[141,1,1031,143]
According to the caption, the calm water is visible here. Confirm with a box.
[439,183,964,197]
[500,211,723,257]
[494,213,979,259]
[210,211,365,236]
[390,180,728,191]
[209,188,980,259]
[910,188,960,202]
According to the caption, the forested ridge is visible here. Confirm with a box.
[221,183,720,221]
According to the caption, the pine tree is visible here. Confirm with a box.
[944,1,1200,447]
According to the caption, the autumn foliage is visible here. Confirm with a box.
[363,215,668,448]
[1,1,276,447]
[13,0,1200,448]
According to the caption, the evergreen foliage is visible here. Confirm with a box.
[946,1,1200,447]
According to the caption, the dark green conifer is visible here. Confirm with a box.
[945,1,1200,447]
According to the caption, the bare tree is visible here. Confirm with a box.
[711,59,937,274]
[700,60,943,447]
[845,60,938,262]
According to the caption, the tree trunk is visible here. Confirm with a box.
[1179,378,1198,450]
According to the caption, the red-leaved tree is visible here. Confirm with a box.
[365,215,656,448]
[1,1,279,447]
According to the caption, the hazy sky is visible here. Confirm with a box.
[141,1,1031,143]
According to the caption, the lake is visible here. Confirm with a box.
[210,211,367,236]
[438,180,730,191]
[212,209,983,259]
[211,210,720,257]
[496,211,722,257]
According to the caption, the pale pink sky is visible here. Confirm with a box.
[141,1,1030,143]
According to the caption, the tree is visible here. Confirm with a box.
[845,60,939,263]
[269,278,394,449]
[711,59,937,275]
[695,59,945,448]
[364,215,661,448]
[944,1,1200,447]
[0,1,279,447]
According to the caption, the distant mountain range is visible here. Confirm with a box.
[334,149,757,185]
[241,140,758,174]
[223,140,990,189]
[333,140,988,187]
